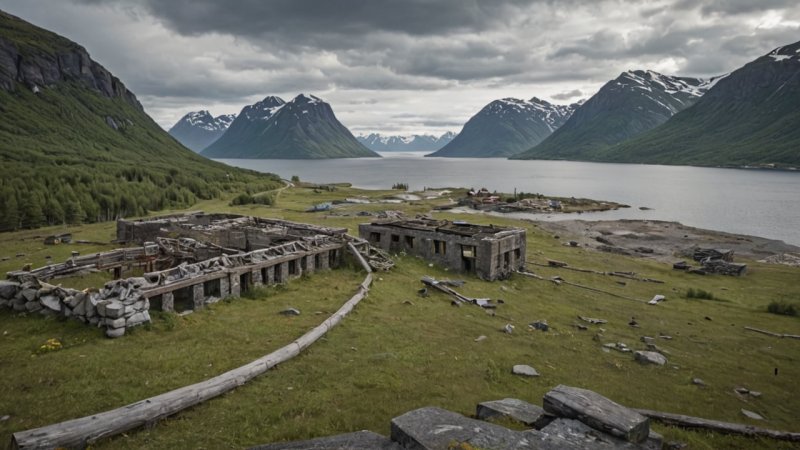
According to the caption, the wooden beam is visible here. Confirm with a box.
[744,326,800,340]
[634,408,800,442]
[11,273,373,450]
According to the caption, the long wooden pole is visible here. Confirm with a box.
[744,326,800,340]
[11,247,374,450]
[635,408,800,442]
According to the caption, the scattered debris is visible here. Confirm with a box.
[420,276,499,309]
[603,342,632,353]
[578,315,607,325]
[279,308,300,316]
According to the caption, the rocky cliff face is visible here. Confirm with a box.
[0,11,140,109]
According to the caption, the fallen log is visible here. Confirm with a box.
[744,326,800,340]
[634,408,800,442]
[11,269,374,449]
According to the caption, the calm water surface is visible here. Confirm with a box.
[216,152,800,246]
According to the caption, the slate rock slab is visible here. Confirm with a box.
[634,351,667,366]
[477,398,553,429]
[540,418,663,450]
[249,430,401,449]
[741,409,764,420]
[390,406,549,449]
[543,385,650,444]
[512,364,540,377]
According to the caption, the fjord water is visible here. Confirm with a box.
[217,152,800,246]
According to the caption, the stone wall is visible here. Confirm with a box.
[358,223,526,280]
[2,236,347,338]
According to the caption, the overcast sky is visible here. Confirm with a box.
[1,0,798,135]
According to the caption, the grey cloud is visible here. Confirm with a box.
[552,89,583,100]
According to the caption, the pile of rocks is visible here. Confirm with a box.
[0,276,152,338]
[252,385,664,449]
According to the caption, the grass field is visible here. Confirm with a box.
[1,185,798,449]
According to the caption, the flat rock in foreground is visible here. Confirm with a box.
[249,430,401,449]
[541,419,663,450]
[477,398,554,428]
[390,406,547,449]
[543,385,650,443]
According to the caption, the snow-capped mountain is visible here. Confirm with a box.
[513,70,721,160]
[168,110,236,152]
[201,94,379,159]
[602,40,800,167]
[357,132,456,152]
[428,97,578,157]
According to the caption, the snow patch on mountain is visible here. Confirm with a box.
[357,132,456,152]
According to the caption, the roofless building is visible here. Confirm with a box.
[359,218,526,281]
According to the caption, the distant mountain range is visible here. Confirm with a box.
[201,94,379,159]
[512,70,721,160]
[357,132,456,152]
[428,97,578,158]
[168,110,236,152]
[0,10,280,231]
[595,41,800,167]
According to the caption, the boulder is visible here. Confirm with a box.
[106,327,125,338]
[0,281,19,299]
[512,365,540,377]
[39,295,61,312]
[20,288,37,302]
[105,301,124,319]
[25,301,43,313]
[68,292,85,308]
[476,398,553,429]
[249,430,401,449]
[280,308,301,316]
[543,385,650,444]
[106,317,126,329]
[634,351,667,366]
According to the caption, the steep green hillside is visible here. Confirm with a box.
[599,41,800,167]
[0,11,281,231]
[513,71,714,160]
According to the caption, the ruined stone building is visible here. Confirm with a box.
[2,213,371,337]
[358,218,526,280]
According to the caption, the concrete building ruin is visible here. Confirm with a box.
[0,213,386,338]
[358,217,526,280]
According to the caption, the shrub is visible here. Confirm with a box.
[686,288,714,300]
[767,301,797,316]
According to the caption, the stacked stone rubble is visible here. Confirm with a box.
[0,277,152,338]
